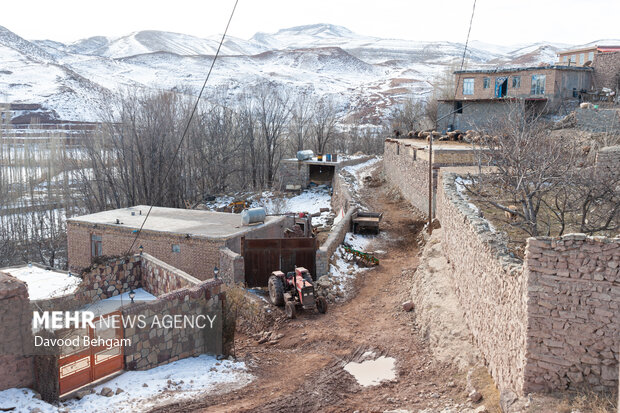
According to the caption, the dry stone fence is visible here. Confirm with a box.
[384,139,620,395]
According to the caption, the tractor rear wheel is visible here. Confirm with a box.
[285,301,297,319]
[268,275,285,306]
[316,296,328,314]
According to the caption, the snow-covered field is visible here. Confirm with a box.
[0,355,253,413]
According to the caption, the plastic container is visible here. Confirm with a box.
[296,150,314,161]
[317,154,323,161]
[241,208,266,226]
[326,153,332,162]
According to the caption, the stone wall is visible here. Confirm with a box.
[384,139,432,216]
[437,172,528,393]
[316,207,355,277]
[593,52,620,91]
[0,273,34,390]
[74,255,141,303]
[524,235,620,392]
[219,247,244,284]
[576,108,620,133]
[141,253,201,296]
[122,279,225,370]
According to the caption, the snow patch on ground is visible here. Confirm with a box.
[341,157,380,192]
[343,356,396,386]
[0,355,253,413]
[327,232,377,296]
[3,265,80,300]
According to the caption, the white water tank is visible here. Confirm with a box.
[296,150,314,161]
[241,208,266,226]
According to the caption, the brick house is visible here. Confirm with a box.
[437,44,620,131]
[437,65,592,131]
[67,205,293,283]
[557,45,620,67]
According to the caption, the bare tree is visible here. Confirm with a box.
[310,96,339,154]
[464,106,576,237]
[254,82,291,187]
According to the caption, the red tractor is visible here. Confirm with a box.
[268,267,328,319]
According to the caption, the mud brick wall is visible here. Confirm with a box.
[524,235,620,393]
[316,207,355,277]
[74,255,141,303]
[593,52,620,91]
[0,273,34,390]
[576,108,620,133]
[122,279,225,370]
[141,253,201,296]
[219,248,244,284]
[384,139,431,216]
[437,173,528,393]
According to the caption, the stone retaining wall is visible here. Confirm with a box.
[436,172,620,395]
[524,235,620,392]
[315,162,358,277]
[576,108,620,133]
[141,253,200,296]
[219,247,244,284]
[122,279,225,370]
[437,173,528,392]
[384,139,432,216]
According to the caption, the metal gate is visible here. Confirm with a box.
[243,237,316,287]
[58,312,124,395]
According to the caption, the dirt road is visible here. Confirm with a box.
[152,164,469,413]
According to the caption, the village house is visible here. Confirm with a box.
[66,205,309,286]
[437,44,620,132]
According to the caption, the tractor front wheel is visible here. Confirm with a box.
[268,275,285,306]
[316,296,328,314]
[285,301,297,319]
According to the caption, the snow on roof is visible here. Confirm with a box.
[81,288,156,318]
[2,265,80,300]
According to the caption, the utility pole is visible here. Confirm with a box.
[428,131,433,233]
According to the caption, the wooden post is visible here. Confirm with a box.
[428,132,433,233]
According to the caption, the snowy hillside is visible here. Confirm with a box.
[0,23,612,124]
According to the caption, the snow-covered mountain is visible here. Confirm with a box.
[1,24,616,124]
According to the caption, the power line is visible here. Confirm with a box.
[450,0,477,129]
[126,0,239,254]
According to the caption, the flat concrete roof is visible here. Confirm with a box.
[68,205,284,240]
[397,139,476,151]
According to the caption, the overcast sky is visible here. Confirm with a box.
[2,0,619,46]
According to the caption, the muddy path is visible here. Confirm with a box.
[151,163,469,413]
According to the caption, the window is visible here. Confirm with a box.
[512,76,521,88]
[579,53,584,65]
[454,101,463,114]
[483,77,490,89]
[588,51,594,62]
[91,234,102,258]
[171,244,181,253]
[463,78,474,95]
[530,74,546,95]
[563,55,568,63]
[571,54,577,64]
